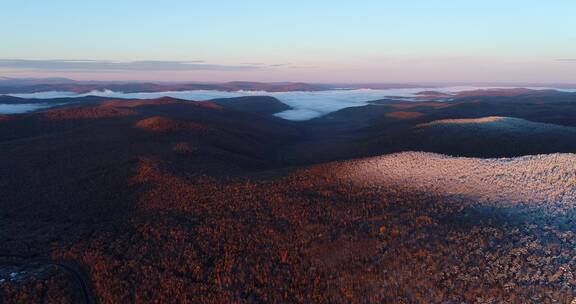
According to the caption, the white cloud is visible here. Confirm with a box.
[0,103,53,114]
[5,86,576,119]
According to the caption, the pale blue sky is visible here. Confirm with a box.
[1,0,575,82]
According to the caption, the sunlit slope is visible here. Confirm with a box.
[328,151,576,213]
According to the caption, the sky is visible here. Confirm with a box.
[1,0,576,83]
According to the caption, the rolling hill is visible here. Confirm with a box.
[2,90,576,303]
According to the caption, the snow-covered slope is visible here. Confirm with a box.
[330,152,576,213]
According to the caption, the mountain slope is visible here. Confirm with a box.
[329,151,576,212]
[3,147,576,302]
[2,92,576,303]
[210,96,291,115]
[408,116,576,157]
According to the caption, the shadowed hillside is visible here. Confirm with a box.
[210,96,291,115]
[281,90,576,164]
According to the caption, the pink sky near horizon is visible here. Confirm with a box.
[3,58,576,84]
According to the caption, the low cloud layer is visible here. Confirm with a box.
[6,86,576,119]
[8,88,429,119]
[0,103,53,114]
[0,87,494,119]
[0,59,262,72]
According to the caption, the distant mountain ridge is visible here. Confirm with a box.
[0,80,326,94]
[3,78,576,95]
